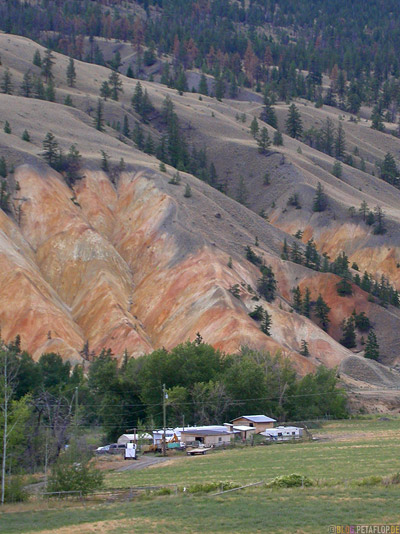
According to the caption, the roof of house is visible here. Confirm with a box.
[232,425,256,432]
[231,415,276,423]
[180,428,233,436]
[119,433,152,440]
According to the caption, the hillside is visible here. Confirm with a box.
[1,32,400,403]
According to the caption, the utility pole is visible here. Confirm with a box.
[75,386,79,433]
[162,384,167,457]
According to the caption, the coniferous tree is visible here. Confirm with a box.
[236,176,248,206]
[286,103,303,139]
[340,317,356,348]
[21,70,33,97]
[302,287,311,317]
[250,117,259,138]
[21,129,30,142]
[66,57,76,88]
[122,115,130,138]
[0,180,10,211]
[334,122,346,160]
[371,105,384,131]
[273,130,283,146]
[315,294,331,331]
[184,184,192,198]
[373,206,386,235]
[0,157,7,178]
[378,153,399,186]
[1,68,13,94]
[132,122,144,149]
[292,286,302,312]
[332,160,343,178]
[33,75,45,99]
[258,266,277,302]
[108,71,123,101]
[3,121,11,134]
[312,182,327,212]
[33,49,42,67]
[100,81,110,100]
[364,330,379,360]
[257,127,271,154]
[42,132,59,168]
[64,95,73,107]
[321,117,335,155]
[261,99,278,128]
[41,48,55,83]
[93,99,104,131]
[300,340,310,356]
[144,133,155,155]
[198,74,208,95]
[45,79,56,102]
[100,150,109,172]
[260,310,272,335]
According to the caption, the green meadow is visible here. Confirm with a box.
[2,418,400,534]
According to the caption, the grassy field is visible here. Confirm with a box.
[2,418,400,534]
[106,417,400,488]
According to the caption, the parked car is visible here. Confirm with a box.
[95,443,126,455]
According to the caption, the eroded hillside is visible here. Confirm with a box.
[1,34,400,397]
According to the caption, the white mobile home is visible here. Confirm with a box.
[261,426,303,441]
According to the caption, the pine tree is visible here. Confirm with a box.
[281,238,289,260]
[286,103,303,139]
[260,310,272,335]
[250,117,259,138]
[64,95,73,107]
[41,48,55,83]
[45,79,56,102]
[184,184,192,198]
[0,157,7,178]
[108,71,123,101]
[236,176,248,205]
[364,330,379,360]
[21,129,30,142]
[261,99,278,128]
[198,74,208,95]
[300,340,310,356]
[258,266,277,302]
[65,145,82,186]
[334,122,346,160]
[373,205,386,235]
[3,121,11,134]
[312,182,327,212]
[21,70,33,97]
[144,133,155,155]
[292,286,302,312]
[273,130,283,146]
[132,122,144,149]
[33,75,45,99]
[359,200,369,221]
[1,68,13,95]
[42,132,59,167]
[94,99,104,132]
[0,180,10,211]
[66,57,76,88]
[33,49,42,67]
[321,117,335,155]
[100,150,109,172]
[126,65,134,78]
[100,81,110,100]
[302,287,311,317]
[122,115,130,137]
[371,105,384,131]
[315,294,331,331]
[379,153,399,186]
[214,77,225,100]
[332,160,342,178]
[340,317,356,348]
[257,127,271,154]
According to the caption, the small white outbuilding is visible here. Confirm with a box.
[261,426,303,441]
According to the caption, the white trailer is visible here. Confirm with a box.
[124,442,137,460]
